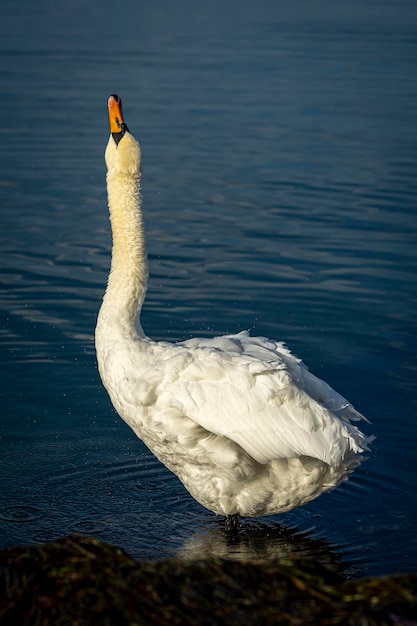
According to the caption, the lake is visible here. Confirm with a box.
[1,0,417,577]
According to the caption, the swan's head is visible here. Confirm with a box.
[105,94,141,177]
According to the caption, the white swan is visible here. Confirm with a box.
[96,94,373,530]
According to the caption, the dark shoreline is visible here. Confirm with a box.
[1,534,416,625]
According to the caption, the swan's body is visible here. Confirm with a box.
[96,95,372,525]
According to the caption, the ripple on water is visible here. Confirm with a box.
[2,430,87,470]
[69,519,108,535]
[0,505,44,522]
[89,453,174,492]
[30,441,82,461]
[31,529,68,544]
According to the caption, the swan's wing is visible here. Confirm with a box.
[154,331,371,467]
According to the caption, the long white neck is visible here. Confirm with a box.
[98,149,148,339]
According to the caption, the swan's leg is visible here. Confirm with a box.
[225,514,239,533]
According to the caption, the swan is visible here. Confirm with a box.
[95,94,373,531]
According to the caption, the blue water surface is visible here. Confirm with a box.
[1,0,417,576]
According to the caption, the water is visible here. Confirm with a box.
[1,0,417,576]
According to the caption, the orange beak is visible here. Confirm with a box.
[108,94,125,134]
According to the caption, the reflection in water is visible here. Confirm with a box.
[177,519,347,574]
